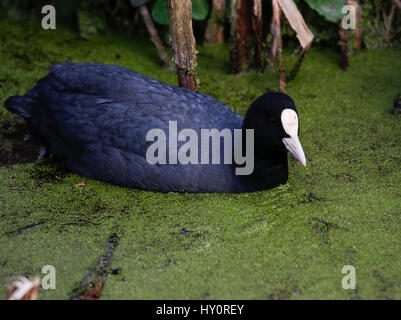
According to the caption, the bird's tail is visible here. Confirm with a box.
[4,95,34,120]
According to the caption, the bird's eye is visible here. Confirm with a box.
[269,117,276,124]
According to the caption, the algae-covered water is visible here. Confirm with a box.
[0,19,400,299]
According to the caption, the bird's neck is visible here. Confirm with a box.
[237,152,288,190]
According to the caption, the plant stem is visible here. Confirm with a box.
[385,3,396,42]
[287,45,310,82]
[204,0,225,45]
[278,48,286,93]
[140,5,172,70]
[166,0,200,91]
[269,0,282,65]
[339,22,349,70]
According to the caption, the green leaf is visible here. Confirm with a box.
[152,0,210,25]
[152,0,169,25]
[192,0,209,21]
[304,0,345,23]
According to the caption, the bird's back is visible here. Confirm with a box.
[5,63,243,192]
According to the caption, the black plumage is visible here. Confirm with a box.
[4,63,304,193]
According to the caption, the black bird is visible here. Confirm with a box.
[4,63,306,193]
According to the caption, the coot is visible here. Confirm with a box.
[4,63,306,193]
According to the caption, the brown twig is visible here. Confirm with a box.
[269,0,282,64]
[229,0,253,74]
[278,48,286,93]
[269,0,286,92]
[204,0,225,45]
[385,3,396,42]
[339,22,349,70]
[70,233,119,300]
[139,5,172,69]
[312,217,348,245]
[391,0,401,10]
[229,0,264,74]
[312,217,341,229]
[5,221,46,235]
[251,0,263,70]
[287,44,310,82]
[167,0,200,91]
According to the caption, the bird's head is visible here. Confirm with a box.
[243,92,307,166]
